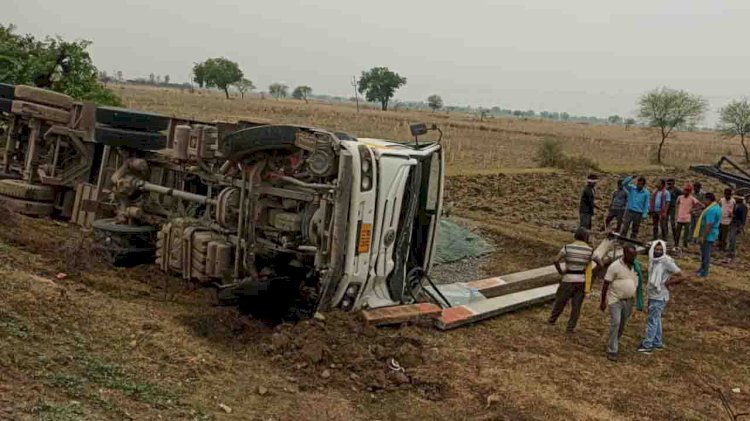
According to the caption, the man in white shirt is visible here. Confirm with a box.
[601,246,639,362]
[637,241,688,353]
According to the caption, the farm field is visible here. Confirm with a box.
[1,85,749,420]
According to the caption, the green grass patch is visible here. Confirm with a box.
[29,400,87,421]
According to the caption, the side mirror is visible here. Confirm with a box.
[410,123,428,137]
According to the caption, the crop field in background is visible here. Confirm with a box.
[117,84,743,174]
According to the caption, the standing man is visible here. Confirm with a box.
[637,241,688,353]
[548,227,603,332]
[650,179,671,241]
[674,184,702,251]
[694,192,722,278]
[666,178,682,244]
[605,179,628,232]
[689,181,706,240]
[718,188,736,250]
[601,245,640,361]
[620,176,650,240]
[579,175,599,230]
[727,195,747,262]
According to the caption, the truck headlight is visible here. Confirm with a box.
[361,175,372,190]
[358,145,373,192]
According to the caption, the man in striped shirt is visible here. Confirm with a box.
[548,227,603,332]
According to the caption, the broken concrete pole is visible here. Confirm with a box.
[361,303,442,326]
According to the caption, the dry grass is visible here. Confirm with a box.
[116,84,745,173]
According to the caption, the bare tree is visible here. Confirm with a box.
[638,87,708,164]
[235,78,255,99]
[719,98,750,163]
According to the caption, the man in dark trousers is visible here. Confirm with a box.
[667,178,682,245]
[606,179,628,232]
[727,195,747,262]
[549,227,603,332]
[579,175,599,230]
[620,176,650,239]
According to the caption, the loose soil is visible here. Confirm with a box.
[1,170,749,420]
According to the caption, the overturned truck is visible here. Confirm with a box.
[0,83,445,316]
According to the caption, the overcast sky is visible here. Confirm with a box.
[5,0,750,121]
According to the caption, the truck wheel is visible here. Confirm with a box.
[0,180,55,202]
[95,126,167,151]
[14,85,73,110]
[0,195,54,217]
[96,106,170,132]
[92,218,157,266]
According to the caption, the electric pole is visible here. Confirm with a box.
[351,76,359,112]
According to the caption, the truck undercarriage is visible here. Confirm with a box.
[0,83,444,318]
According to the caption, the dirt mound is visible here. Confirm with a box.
[261,312,449,400]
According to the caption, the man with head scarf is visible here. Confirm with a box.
[637,241,688,353]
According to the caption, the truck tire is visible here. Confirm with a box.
[221,125,299,161]
[0,195,54,217]
[0,83,14,100]
[92,218,157,266]
[0,98,11,114]
[0,180,55,202]
[96,106,170,132]
[95,126,167,151]
[14,85,73,110]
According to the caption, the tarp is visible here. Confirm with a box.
[434,219,494,264]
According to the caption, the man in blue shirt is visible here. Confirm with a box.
[696,192,722,278]
[619,175,650,239]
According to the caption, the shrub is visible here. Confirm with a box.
[534,138,601,173]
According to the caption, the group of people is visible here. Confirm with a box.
[561,173,748,361]
[579,175,747,277]
[549,227,686,361]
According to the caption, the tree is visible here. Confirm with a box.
[478,107,489,121]
[116,70,123,81]
[357,67,406,111]
[269,83,288,99]
[0,24,120,105]
[164,74,170,85]
[235,78,255,99]
[624,118,636,129]
[560,112,570,121]
[195,58,243,99]
[192,62,207,88]
[638,87,708,164]
[427,94,443,112]
[292,85,312,103]
[719,98,750,163]
[607,115,623,125]
[149,73,155,84]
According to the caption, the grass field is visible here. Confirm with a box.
[1,85,749,420]
[116,84,744,174]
